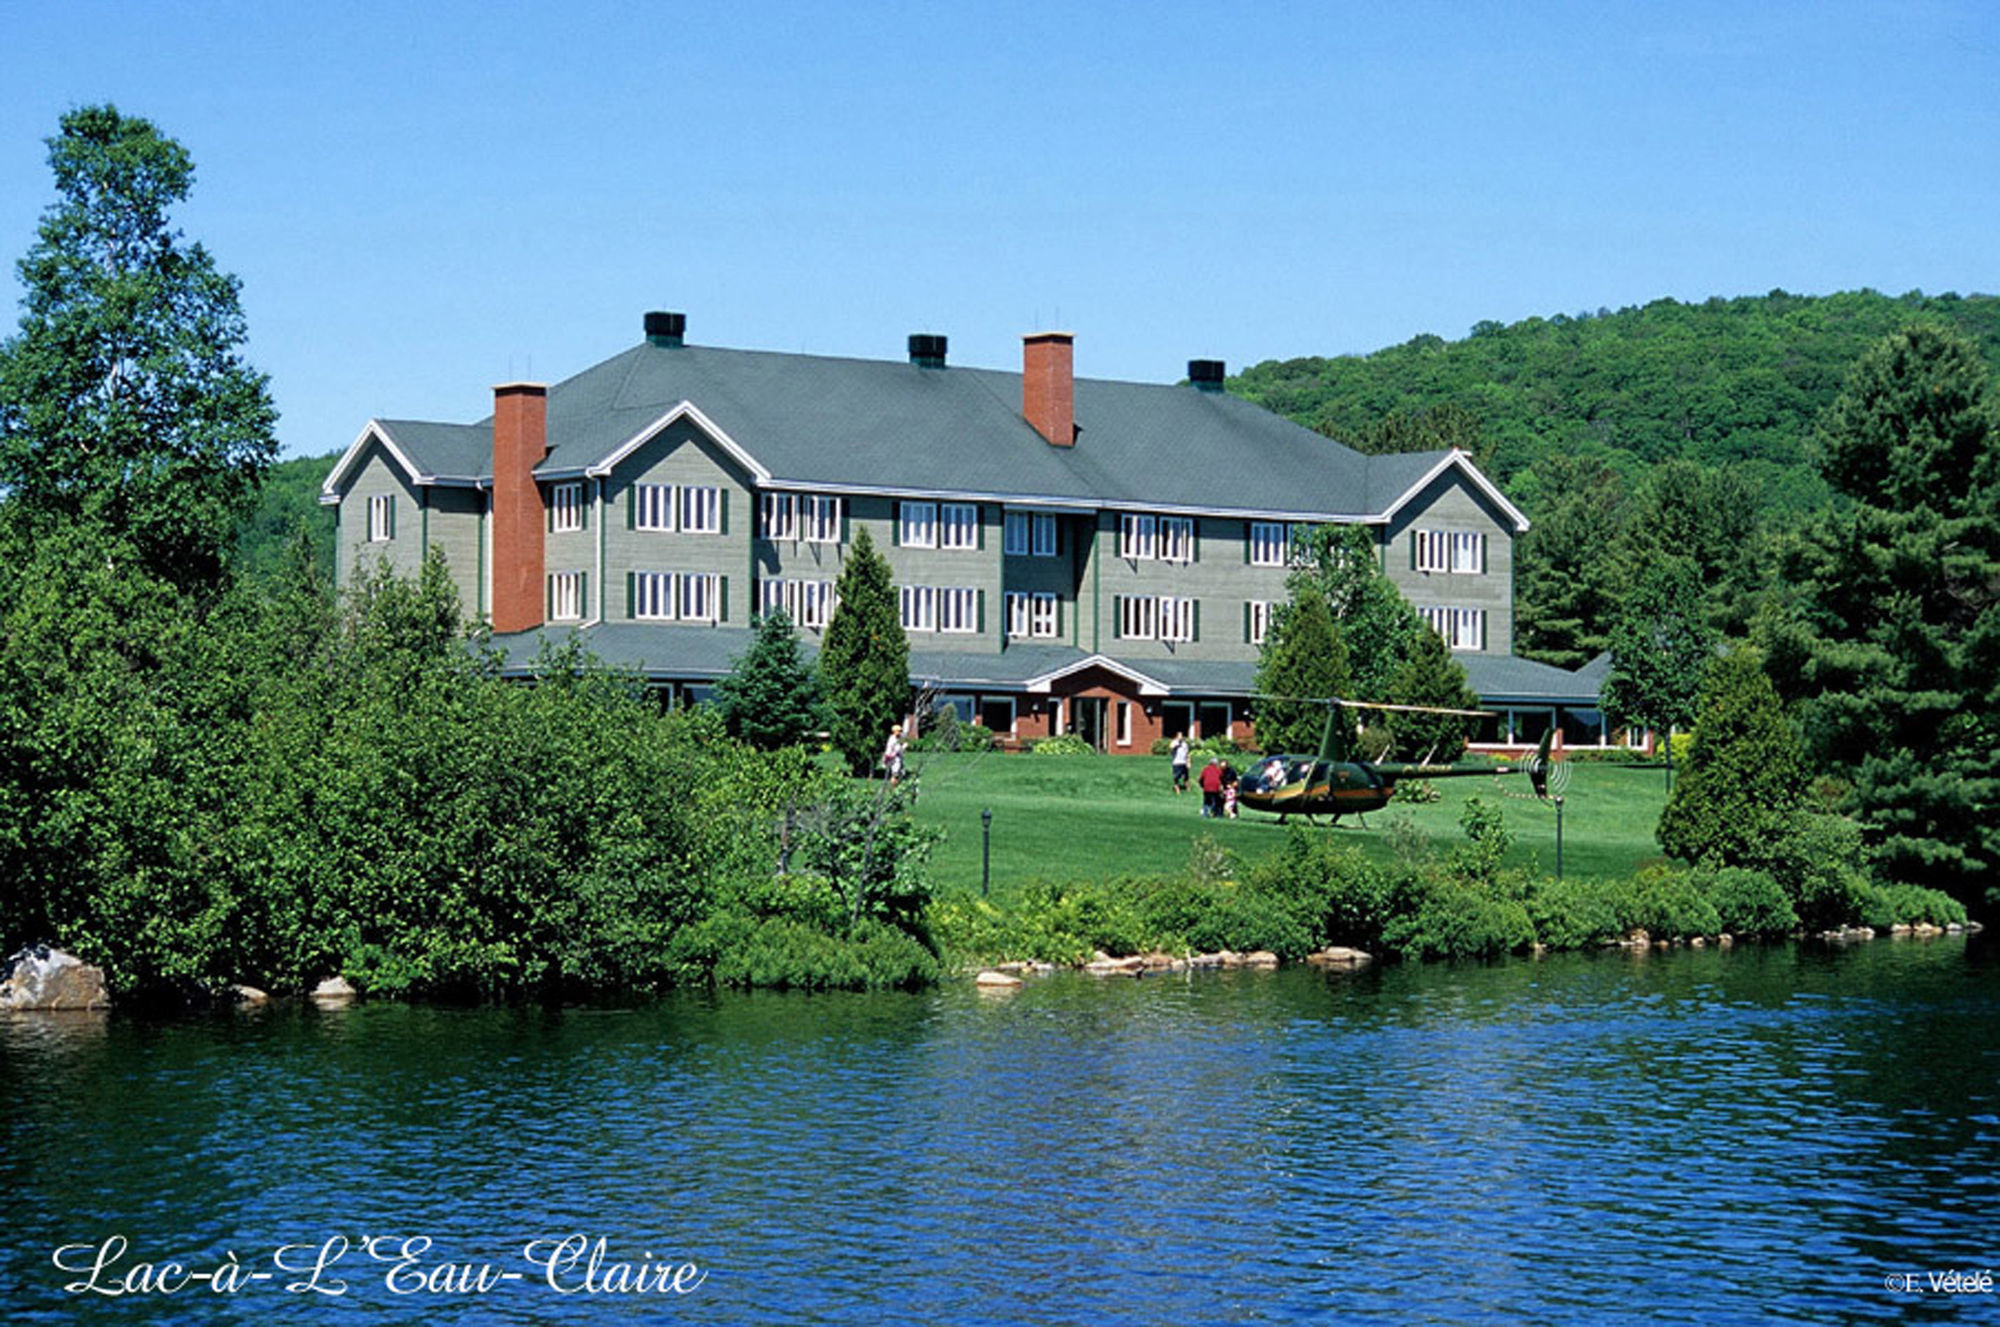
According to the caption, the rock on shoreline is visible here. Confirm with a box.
[1,946,111,1011]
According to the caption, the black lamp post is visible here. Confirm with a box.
[981,808,993,897]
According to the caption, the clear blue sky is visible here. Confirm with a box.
[3,1,1996,459]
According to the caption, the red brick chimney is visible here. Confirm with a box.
[490,382,548,633]
[1022,331,1076,446]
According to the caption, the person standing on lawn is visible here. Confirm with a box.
[1170,734,1191,795]
[1198,757,1224,818]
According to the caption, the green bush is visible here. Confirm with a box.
[1859,883,1968,929]
[1698,866,1797,937]
[1380,876,1535,961]
[1525,877,1622,949]
[1614,867,1722,940]
[1028,733,1097,757]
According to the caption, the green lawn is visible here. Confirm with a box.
[907,750,1672,900]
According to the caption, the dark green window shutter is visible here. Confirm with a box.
[1192,599,1201,642]
[580,490,589,531]
[840,502,851,544]
[720,490,730,535]
[977,588,986,633]
[1243,524,1251,563]
[977,507,986,551]
[1242,602,1252,643]
[1191,522,1200,563]
[1410,532,1418,570]
[1112,595,1123,640]
[546,488,553,534]
[719,575,729,622]
[387,495,397,539]
[1055,597,1064,636]
[626,485,636,530]
[545,575,552,619]
[892,502,902,547]
[626,571,636,619]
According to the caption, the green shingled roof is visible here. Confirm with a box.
[365,338,1493,524]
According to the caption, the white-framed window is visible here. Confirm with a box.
[761,578,837,630]
[550,570,584,621]
[1159,516,1195,564]
[679,486,722,535]
[1247,600,1274,646]
[635,571,676,620]
[899,501,937,549]
[1004,511,1031,557]
[1005,590,1031,638]
[1250,520,1289,567]
[680,572,720,622]
[1160,595,1196,643]
[1451,530,1484,574]
[1031,592,1059,639]
[1413,529,1449,573]
[802,495,842,544]
[635,483,674,532]
[899,584,936,633]
[1117,701,1133,747]
[550,482,585,534]
[367,494,394,542]
[1120,513,1157,561]
[940,502,979,551]
[762,492,797,540]
[939,586,978,633]
[1422,605,1486,651]
[1033,513,1057,557]
[1119,594,1158,641]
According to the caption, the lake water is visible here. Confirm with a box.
[3,937,1997,1324]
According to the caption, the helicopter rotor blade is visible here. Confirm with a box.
[1248,693,1495,719]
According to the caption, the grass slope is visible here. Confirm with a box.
[909,751,1669,899]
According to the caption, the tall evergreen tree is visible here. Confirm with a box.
[1657,645,1809,871]
[1380,625,1480,762]
[1782,324,2000,907]
[714,608,823,751]
[819,527,909,776]
[0,105,278,592]
[1252,580,1349,755]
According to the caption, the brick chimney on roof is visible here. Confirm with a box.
[490,382,547,633]
[1022,331,1076,447]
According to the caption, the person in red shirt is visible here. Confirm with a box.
[1198,757,1224,818]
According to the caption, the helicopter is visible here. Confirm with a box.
[1232,700,1555,825]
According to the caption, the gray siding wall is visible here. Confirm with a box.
[870,497,1005,655]
[1381,471,1515,654]
[1085,511,1295,663]
[600,418,754,626]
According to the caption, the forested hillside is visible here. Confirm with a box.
[1234,289,2000,515]
[1234,289,2000,667]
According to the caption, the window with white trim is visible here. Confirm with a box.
[762,492,797,540]
[1004,511,1030,557]
[1159,516,1195,564]
[679,486,721,535]
[635,571,676,620]
[550,570,584,621]
[1120,513,1157,561]
[1413,529,1448,573]
[899,584,936,633]
[679,572,720,622]
[899,501,937,548]
[1248,600,1274,646]
[802,495,842,544]
[1032,513,1057,557]
[367,494,394,542]
[938,586,978,633]
[1120,594,1158,641]
[1250,521,1289,566]
[1005,590,1030,638]
[551,482,585,533]
[762,578,837,630]
[939,503,979,551]
[1451,530,1484,574]
[1031,592,1059,638]
[1117,701,1133,747]
[1421,605,1486,650]
[1160,595,1196,643]
[635,483,674,531]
